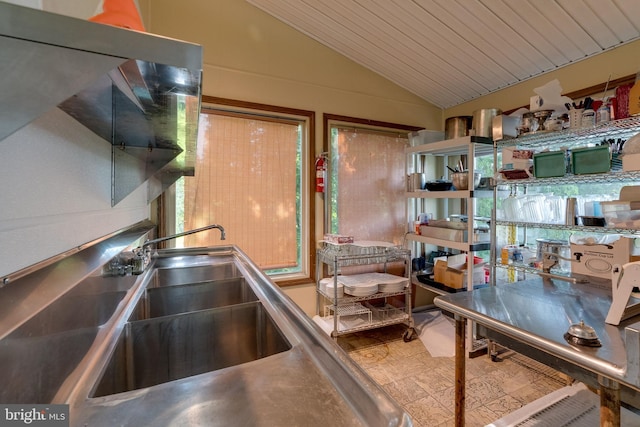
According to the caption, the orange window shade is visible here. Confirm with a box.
[183,113,300,269]
[335,129,408,245]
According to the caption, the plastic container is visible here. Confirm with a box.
[601,201,640,229]
[533,151,566,178]
[571,146,610,175]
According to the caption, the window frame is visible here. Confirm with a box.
[322,113,422,234]
[165,96,316,286]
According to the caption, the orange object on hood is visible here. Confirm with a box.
[89,0,146,32]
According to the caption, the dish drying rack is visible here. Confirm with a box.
[314,242,416,341]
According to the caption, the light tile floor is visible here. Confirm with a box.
[338,322,569,427]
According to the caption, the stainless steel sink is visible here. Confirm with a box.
[129,264,258,320]
[92,301,290,396]
[152,262,241,286]
[0,277,132,404]
[92,261,290,397]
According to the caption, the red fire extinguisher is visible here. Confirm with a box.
[315,154,327,193]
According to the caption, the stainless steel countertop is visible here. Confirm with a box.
[435,277,640,391]
[65,244,412,426]
[0,223,411,426]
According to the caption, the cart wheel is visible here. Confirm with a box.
[402,328,417,342]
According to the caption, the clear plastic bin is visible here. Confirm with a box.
[601,201,640,229]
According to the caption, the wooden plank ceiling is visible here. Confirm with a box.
[247,0,640,108]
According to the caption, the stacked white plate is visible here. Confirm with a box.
[325,281,344,298]
[337,275,379,297]
[374,273,409,292]
[336,273,408,296]
[319,277,333,294]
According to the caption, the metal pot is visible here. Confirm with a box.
[472,108,502,137]
[451,171,481,190]
[445,116,472,139]
[518,112,536,135]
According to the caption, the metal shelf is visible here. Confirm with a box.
[315,313,411,336]
[406,233,491,252]
[325,303,371,317]
[497,170,640,186]
[405,189,472,199]
[494,220,640,235]
[496,116,640,150]
[317,244,410,267]
[407,136,490,355]
[317,288,409,304]
[315,243,414,339]
[406,135,493,156]
[491,115,640,288]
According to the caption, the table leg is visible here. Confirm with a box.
[599,376,620,427]
[454,315,465,427]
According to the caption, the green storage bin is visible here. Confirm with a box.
[533,151,566,178]
[571,146,610,175]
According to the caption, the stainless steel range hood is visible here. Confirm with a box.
[0,2,203,205]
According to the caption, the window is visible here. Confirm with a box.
[325,114,421,244]
[172,97,314,283]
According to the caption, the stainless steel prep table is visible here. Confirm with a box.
[434,276,640,427]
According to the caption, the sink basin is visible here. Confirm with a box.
[92,301,291,396]
[0,277,132,404]
[92,259,290,397]
[144,276,258,318]
[16,290,127,337]
[128,263,259,320]
[152,262,241,286]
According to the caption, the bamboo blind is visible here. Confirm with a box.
[183,112,300,269]
[334,129,408,244]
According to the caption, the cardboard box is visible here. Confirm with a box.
[434,259,448,284]
[623,153,640,172]
[433,255,486,289]
[434,255,465,286]
[445,262,486,289]
[570,236,634,279]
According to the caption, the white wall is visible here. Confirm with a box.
[0,109,150,277]
[0,0,161,278]
[2,0,100,16]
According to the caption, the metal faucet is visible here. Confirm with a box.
[142,224,226,250]
[123,224,226,275]
[103,224,226,276]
